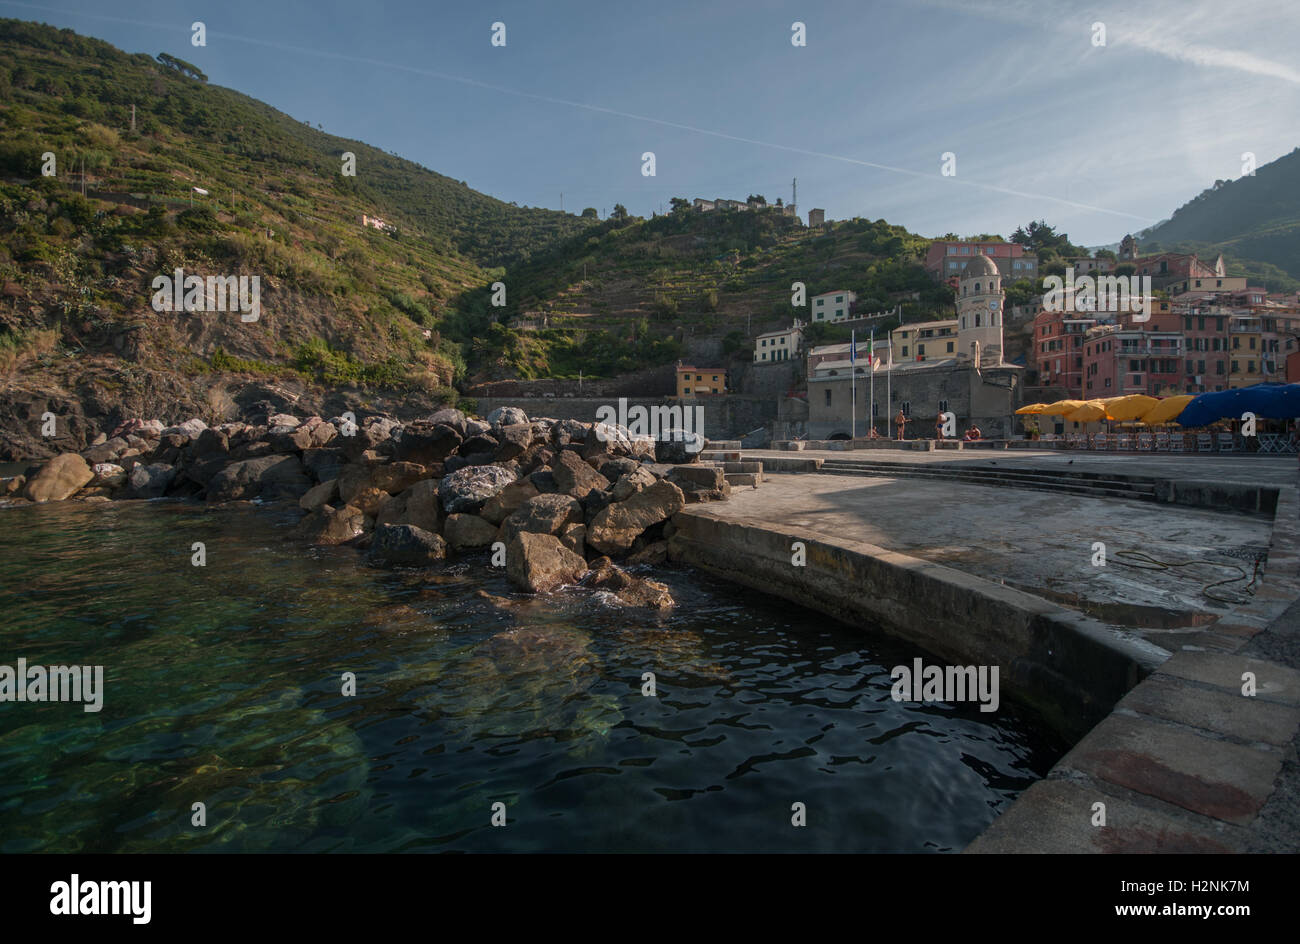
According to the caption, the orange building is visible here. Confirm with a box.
[676,366,727,396]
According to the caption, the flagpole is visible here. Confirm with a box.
[850,329,856,442]
[869,328,875,436]
[887,341,893,438]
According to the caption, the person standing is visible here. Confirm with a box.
[895,409,906,441]
[935,412,946,441]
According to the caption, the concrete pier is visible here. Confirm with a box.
[669,446,1300,852]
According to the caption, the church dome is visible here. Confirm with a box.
[961,254,999,278]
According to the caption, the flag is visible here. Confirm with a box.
[850,331,856,364]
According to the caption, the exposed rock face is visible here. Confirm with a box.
[584,556,675,609]
[127,462,176,499]
[480,479,540,525]
[23,453,94,503]
[444,513,499,550]
[367,523,448,565]
[500,493,584,544]
[438,464,517,515]
[293,504,366,545]
[587,480,685,555]
[551,450,610,499]
[207,455,311,503]
[627,540,669,566]
[667,465,729,503]
[506,532,589,593]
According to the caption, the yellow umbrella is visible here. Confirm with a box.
[1105,394,1158,421]
[1039,399,1086,416]
[1066,399,1109,423]
[1015,402,1052,415]
[1139,395,1195,426]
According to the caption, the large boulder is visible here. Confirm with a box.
[393,421,462,465]
[294,504,367,545]
[299,479,338,511]
[302,447,346,484]
[551,450,610,500]
[655,429,706,464]
[127,462,176,499]
[612,466,657,501]
[444,513,499,550]
[23,453,94,502]
[90,462,127,489]
[480,478,541,525]
[375,479,443,534]
[584,556,675,609]
[506,532,589,593]
[500,493,584,544]
[493,424,534,462]
[428,408,468,435]
[487,406,530,429]
[667,465,729,503]
[82,436,130,465]
[587,480,685,555]
[369,461,428,495]
[550,419,590,447]
[367,523,448,566]
[206,455,311,502]
[438,464,517,515]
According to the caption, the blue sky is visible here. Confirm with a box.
[4,0,1298,246]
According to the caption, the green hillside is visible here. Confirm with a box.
[1137,147,1300,290]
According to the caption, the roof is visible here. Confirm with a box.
[961,254,999,278]
[812,289,855,298]
[678,365,728,372]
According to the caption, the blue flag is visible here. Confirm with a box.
[850,331,856,363]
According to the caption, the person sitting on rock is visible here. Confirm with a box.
[963,426,981,441]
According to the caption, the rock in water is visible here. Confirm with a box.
[367,523,448,566]
[443,513,499,550]
[127,462,176,499]
[587,480,685,555]
[500,493,584,543]
[506,532,589,593]
[584,557,675,609]
[23,453,94,502]
[293,504,366,546]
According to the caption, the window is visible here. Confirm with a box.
[1105,378,1112,387]
[1248,361,1255,373]
[1186,360,1194,374]
[816,298,824,306]
[835,296,843,303]
[1232,360,1239,372]
[902,346,909,357]
[1216,317,1224,331]
[946,342,954,353]
[1250,337,1257,349]
[902,401,911,416]
[917,344,926,357]
[1198,360,1205,373]
[824,389,831,406]
[1130,359,1140,372]
[938,399,949,413]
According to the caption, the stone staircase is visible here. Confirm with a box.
[701,441,762,488]
[812,457,1160,502]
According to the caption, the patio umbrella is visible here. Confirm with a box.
[1015,402,1052,415]
[1066,399,1108,423]
[1176,384,1300,428]
[1039,399,1086,416]
[1138,394,1195,426]
[1105,394,1158,421]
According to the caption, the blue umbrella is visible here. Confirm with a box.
[1176,383,1300,427]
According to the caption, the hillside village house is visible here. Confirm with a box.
[362,214,396,234]
[754,321,804,363]
[924,240,1038,284]
[811,290,856,323]
[677,365,728,396]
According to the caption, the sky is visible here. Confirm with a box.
[3,0,1298,247]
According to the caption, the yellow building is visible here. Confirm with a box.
[891,319,959,363]
[677,366,727,396]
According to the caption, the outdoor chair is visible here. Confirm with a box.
[1138,432,1154,451]
[1091,432,1111,450]
[1216,432,1236,452]
[1196,433,1214,452]
[1168,433,1185,453]
[1154,432,1170,451]
[1117,433,1134,451]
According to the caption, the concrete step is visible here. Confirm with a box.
[815,460,1159,502]
[725,472,761,488]
[706,440,742,450]
[723,460,763,474]
[698,450,742,462]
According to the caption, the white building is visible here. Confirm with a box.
[754,321,804,363]
[955,254,1005,365]
[810,289,857,323]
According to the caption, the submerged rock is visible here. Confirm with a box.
[584,556,675,609]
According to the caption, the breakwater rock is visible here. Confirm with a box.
[2,408,730,608]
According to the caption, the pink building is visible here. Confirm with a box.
[1031,308,1098,397]
[1082,309,1185,397]
[924,241,1038,284]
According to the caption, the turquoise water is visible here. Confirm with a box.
[0,499,1061,852]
